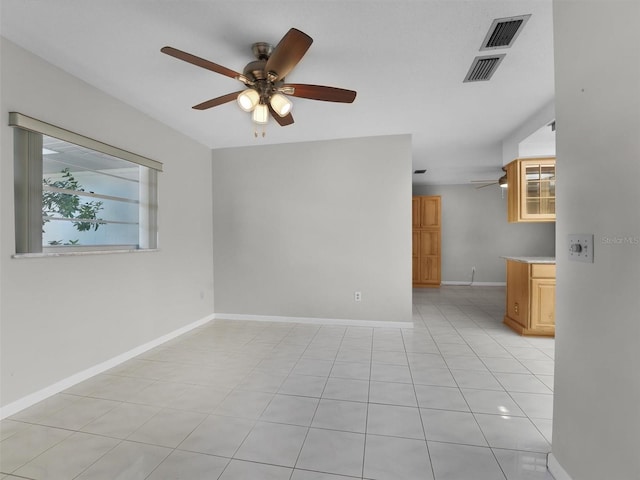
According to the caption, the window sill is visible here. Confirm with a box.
[12,248,159,259]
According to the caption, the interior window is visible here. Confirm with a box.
[11,113,162,254]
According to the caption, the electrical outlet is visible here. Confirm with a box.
[354,291,362,302]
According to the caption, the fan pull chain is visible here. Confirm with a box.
[253,125,266,138]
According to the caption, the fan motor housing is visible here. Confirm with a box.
[243,59,267,81]
[252,42,273,60]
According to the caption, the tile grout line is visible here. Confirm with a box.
[288,323,349,479]
[400,323,437,480]
[432,302,509,480]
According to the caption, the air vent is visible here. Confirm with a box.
[414,169,427,174]
[463,54,505,82]
[480,14,531,50]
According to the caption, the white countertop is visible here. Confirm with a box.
[502,256,556,264]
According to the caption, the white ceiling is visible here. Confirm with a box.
[0,0,554,185]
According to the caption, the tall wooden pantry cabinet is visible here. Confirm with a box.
[412,196,441,287]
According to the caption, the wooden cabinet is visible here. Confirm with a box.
[505,260,529,328]
[412,197,421,228]
[507,157,556,223]
[412,196,441,287]
[530,278,556,335]
[503,259,555,336]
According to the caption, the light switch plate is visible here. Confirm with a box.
[568,234,594,263]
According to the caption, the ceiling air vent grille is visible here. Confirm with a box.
[481,14,531,50]
[463,54,505,82]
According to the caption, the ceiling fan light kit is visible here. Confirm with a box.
[252,104,269,125]
[237,89,260,112]
[269,93,292,117]
[161,28,356,136]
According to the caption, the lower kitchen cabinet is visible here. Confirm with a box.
[503,258,556,336]
[530,278,556,335]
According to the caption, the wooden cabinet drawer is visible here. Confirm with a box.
[531,264,555,278]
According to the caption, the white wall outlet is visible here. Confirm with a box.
[568,234,594,263]
[354,291,362,302]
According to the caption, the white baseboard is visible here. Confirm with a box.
[0,313,215,420]
[440,281,506,287]
[547,453,573,480]
[214,313,413,329]
[1,311,413,419]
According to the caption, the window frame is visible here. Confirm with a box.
[10,112,162,255]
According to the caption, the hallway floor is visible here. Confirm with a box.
[1,286,555,479]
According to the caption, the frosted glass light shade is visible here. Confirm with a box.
[270,93,292,117]
[252,104,269,124]
[237,89,260,112]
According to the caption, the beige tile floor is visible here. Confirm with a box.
[0,286,555,479]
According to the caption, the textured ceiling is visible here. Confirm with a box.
[0,0,554,185]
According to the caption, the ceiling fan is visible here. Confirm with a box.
[471,167,508,189]
[161,28,357,135]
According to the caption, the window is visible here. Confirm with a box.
[11,112,162,254]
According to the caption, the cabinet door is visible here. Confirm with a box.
[412,230,420,257]
[531,279,556,334]
[412,231,420,283]
[419,230,439,256]
[418,256,440,284]
[412,197,421,228]
[420,196,440,227]
[506,161,520,223]
[519,159,556,221]
[506,261,529,328]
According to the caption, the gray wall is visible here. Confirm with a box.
[0,39,214,408]
[551,2,640,479]
[212,135,412,323]
[413,184,555,283]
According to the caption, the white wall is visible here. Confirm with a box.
[412,184,555,283]
[212,135,412,323]
[502,99,555,165]
[0,39,214,409]
[518,123,556,158]
[551,2,640,479]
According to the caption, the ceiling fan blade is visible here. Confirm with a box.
[269,105,295,126]
[161,46,241,80]
[265,28,313,81]
[192,91,244,110]
[475,182,498,189]
[281,83,357,103]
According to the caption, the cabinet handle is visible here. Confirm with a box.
[514,303,519,315]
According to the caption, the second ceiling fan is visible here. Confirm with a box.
[161,28,357,133]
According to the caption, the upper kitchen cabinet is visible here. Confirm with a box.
[506,157,556,222]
